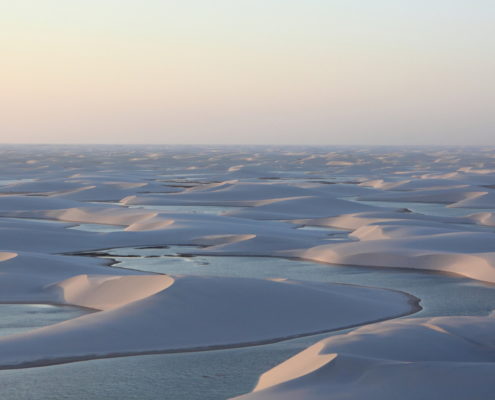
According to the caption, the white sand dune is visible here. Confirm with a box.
[0,204,332,255]
[469,212,495,227]
[0,179,171,201]
[0,146,494,398]
[191,233,257,246]
[234,313,495,400]
[124,216,175,231]
[357,187,486,204]
[359,177,470,191]
[299,210,468,231]
[0,180,87,195]
[0,276,415,368]
[121,181,373,207]
[450,191,495,209]
[44,206,157,226]
[0,251,150,304]
[348,222,478,241]
[225,196,380,220]
[0,251,17,262]
[120,182,319,206]
[299,229,495,283]
[0,195,82,211]
[48,274,174,310]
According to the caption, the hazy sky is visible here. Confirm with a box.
[1,0,494,145]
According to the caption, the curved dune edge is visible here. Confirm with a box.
[288,216,495,284]
[0,276,419,370]
[255,342,339,392]
[192,233,257,246]
[234,313,495,400]
[0,252,17,262]
[46,274,175,310]
[469,212,495,227]
[297,242,495,284]
[124,216,175,231]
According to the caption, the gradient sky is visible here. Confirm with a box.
[1,0,494,145]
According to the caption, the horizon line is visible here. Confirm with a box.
[0,143,494,148]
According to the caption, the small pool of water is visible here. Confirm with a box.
[296,225,348,234]
[0,304,89,338]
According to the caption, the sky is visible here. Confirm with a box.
[1,0,494,145]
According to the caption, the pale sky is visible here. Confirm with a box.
[1,0,494,145]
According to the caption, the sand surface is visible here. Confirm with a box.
[0,145,494,398]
